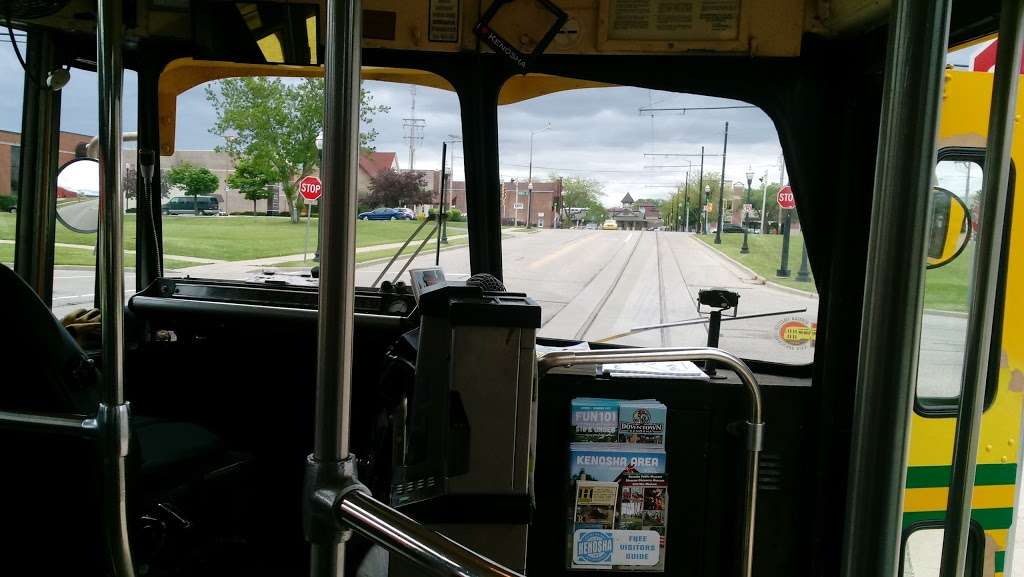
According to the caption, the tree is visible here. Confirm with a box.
[206,77,389,223]
[227,157,276,215]
[166,162,219,214]
[551,174,608,225]
[366,170,431,208]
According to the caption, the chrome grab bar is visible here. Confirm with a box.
[0,410,99,435]
[338,491,524,577]
[538,346,764,577]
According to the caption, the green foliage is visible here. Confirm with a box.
[447,208,464,222]
[206,77,388,223]
[0,195,16,211]
[551,174,607,224]
[166,162,220,201]
[367,170,431,208]
[227,158,276,215]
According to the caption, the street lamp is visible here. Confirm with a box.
[314,131,323,261]
[526,123,552,228]
[703,185,711,235]
[740,167,754,254]
[714,180,725,245]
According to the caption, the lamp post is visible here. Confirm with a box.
[526,123,551,228]
[740,167,753,254]
[703,185,711,235]
[759,172,768,234]
[314,130,323,261]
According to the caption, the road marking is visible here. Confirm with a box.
[527,232,599,269]
[624,232,634,244]
[53,289,135,301]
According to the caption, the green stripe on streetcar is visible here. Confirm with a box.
[905,464,1016,488]
[996,550,1005,573]
[902,508,1014,529]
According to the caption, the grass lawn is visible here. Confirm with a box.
[272,236,470,267]
[0,213,466,262]
[698,232,972,312]
[0,243,199,269]
[698,232,817,293]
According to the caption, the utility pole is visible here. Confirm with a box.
[402,86,425,170]
[714,122,729,245]
[700,147,706,233]
[526,123,552,228]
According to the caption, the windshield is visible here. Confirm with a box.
[163,71,470,287]
[497,79,818,365]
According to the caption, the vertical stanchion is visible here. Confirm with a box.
[96,0,135,574]
[839,0,952,575]
[311,0,362,573]
[939,2,1023,576]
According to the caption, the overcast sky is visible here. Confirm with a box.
[0,30,991,207]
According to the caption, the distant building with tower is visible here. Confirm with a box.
[608,193,663,230]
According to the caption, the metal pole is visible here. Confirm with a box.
[339,492,525,577]
[305,202,312,262]
[715,123,728,244]
[759,172,768,234]
[840,0,952,575]
[795,240,811,282]
[699,147,705,233]
[777,211,791,277]
[436,142,447,264]
[939,2,1023,576]
[526,133,534,228]
[740,174,751,254]
[13,30,60,304]
[312,0,361,572]
[96,0,134,573]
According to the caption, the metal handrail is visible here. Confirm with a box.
[538,346,764,577]
[338,492,524,577]
[0,410,99,435]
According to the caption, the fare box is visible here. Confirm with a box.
[571,398,619,443]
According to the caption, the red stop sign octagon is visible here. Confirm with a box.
[777,185,796,210]
[299,176,323,201]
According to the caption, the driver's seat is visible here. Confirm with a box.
[0,262,244,570]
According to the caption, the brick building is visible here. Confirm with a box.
[0,129,94,198]
[499,179,562,228]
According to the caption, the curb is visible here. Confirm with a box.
[923,308,968,319]
[691,236,819,299]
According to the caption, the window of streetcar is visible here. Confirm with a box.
[0,27,25,270]
[497,78,817,365]
[164,70,469,287]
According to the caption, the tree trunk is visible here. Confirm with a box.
[290,197,300,223]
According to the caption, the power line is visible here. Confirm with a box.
[638,105,757,115]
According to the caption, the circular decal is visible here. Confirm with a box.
[774,317,817,350]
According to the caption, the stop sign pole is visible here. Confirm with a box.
[776,185,794,277]
[299,176,323,262]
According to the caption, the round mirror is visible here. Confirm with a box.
[56,158,100,234]
[927,186,971,269]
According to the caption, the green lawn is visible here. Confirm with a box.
[0,213,466,262]
[698,232,972,312]
[272,236,470,267]
[0,243,199,270]
[697,232,817,293]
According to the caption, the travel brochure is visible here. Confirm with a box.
[568,398,669,571]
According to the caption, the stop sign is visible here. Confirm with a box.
[299,176,322,201]
[777,185,796,210]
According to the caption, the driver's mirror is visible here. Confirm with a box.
[927,186,971,269]
[56,158,100,234]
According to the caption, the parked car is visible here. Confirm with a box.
[712,223,746,234]
[584,222,598,230]
[358,207,414,221]
[601,219,618,230]
[163,195,220,215]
